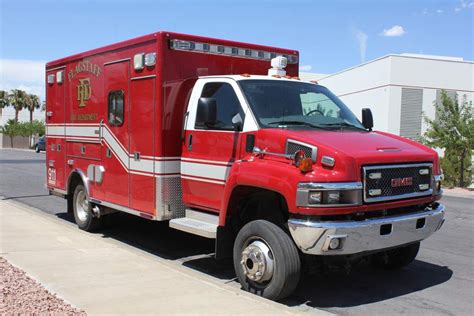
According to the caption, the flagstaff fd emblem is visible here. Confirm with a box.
[77,78,91,107]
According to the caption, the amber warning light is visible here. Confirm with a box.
[294,150,313,173]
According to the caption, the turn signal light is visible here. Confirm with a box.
[299,157,313,173]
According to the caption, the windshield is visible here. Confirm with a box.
[238,80,365,130]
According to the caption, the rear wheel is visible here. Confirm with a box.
[372,242,420,270]
[233,220,301,301]
[73,184,102,231]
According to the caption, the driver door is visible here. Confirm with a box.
[181,79,245,212]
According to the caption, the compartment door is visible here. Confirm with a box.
[45,69,66,190]
[102,61,130,207]
[129,77,156,214]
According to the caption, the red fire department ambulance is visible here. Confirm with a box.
[46,31,445,300]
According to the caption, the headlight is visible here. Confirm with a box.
[297,182,363,207]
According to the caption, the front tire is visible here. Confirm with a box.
[72,184,102,231]
[233,220,301,301]
[372,242,420,270]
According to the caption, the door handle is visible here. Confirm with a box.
[134,152,140,161]
[187,134,193,151]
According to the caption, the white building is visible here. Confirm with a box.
[301,53,473,139]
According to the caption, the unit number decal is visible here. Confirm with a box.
[48,167,57,185]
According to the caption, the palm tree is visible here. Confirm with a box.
[0,90,9,117]
[9,89,27,122]
[26,94,41,122]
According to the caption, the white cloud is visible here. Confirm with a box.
[436,9,444,13]
[0,59,46,101]
[455,0,474,12]
[421,8,429,15]
[355,30,368,63]
[461,0,474,8]
[299,65,312,72]
[381,25,406,37]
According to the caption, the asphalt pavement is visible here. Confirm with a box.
[1,148,473,315]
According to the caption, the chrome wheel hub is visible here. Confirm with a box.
[240,240,274,283]
[75,190,89,222]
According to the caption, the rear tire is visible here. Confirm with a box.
[372,242,420,270]
[233,220,301,301]
[72,184,102,231]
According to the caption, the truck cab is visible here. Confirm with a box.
[174,68,444,300]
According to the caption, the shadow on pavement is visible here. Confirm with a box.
[53,210,453,308]
[283,260,453,308]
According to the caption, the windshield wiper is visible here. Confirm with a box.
[320,122,367,131]
[267,120,331,130]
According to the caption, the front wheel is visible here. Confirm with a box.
[73,184,102,231]
[233,220,301,301]
[372,242,420,270]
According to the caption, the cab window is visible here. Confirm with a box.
[195,82,244,131]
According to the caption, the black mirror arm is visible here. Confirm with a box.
[231,113,243,132]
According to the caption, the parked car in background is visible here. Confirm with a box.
[35,136,46,153]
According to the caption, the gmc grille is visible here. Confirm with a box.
[285,140,317,162]
[363,163,433,202]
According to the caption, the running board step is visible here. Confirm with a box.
[169,209,218,239]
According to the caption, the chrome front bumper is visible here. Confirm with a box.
[288,204,445,255]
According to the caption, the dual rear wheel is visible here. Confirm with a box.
[72,184,102,231]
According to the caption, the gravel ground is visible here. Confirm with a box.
[0,257,86,315]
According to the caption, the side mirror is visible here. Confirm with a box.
[197,97,217,126]
[362,108,373,131]
[231,113,243,131]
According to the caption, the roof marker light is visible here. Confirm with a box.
[134,53,145,70]
[47,74,55,84]
[170,40,195,50]
[144,53,157,67]
[56,71,64,84]
[168,39,298,64]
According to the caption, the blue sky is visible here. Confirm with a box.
[0,0,473,100]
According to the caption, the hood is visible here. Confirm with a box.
[290,130,435,159]
[252,129,440,181]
